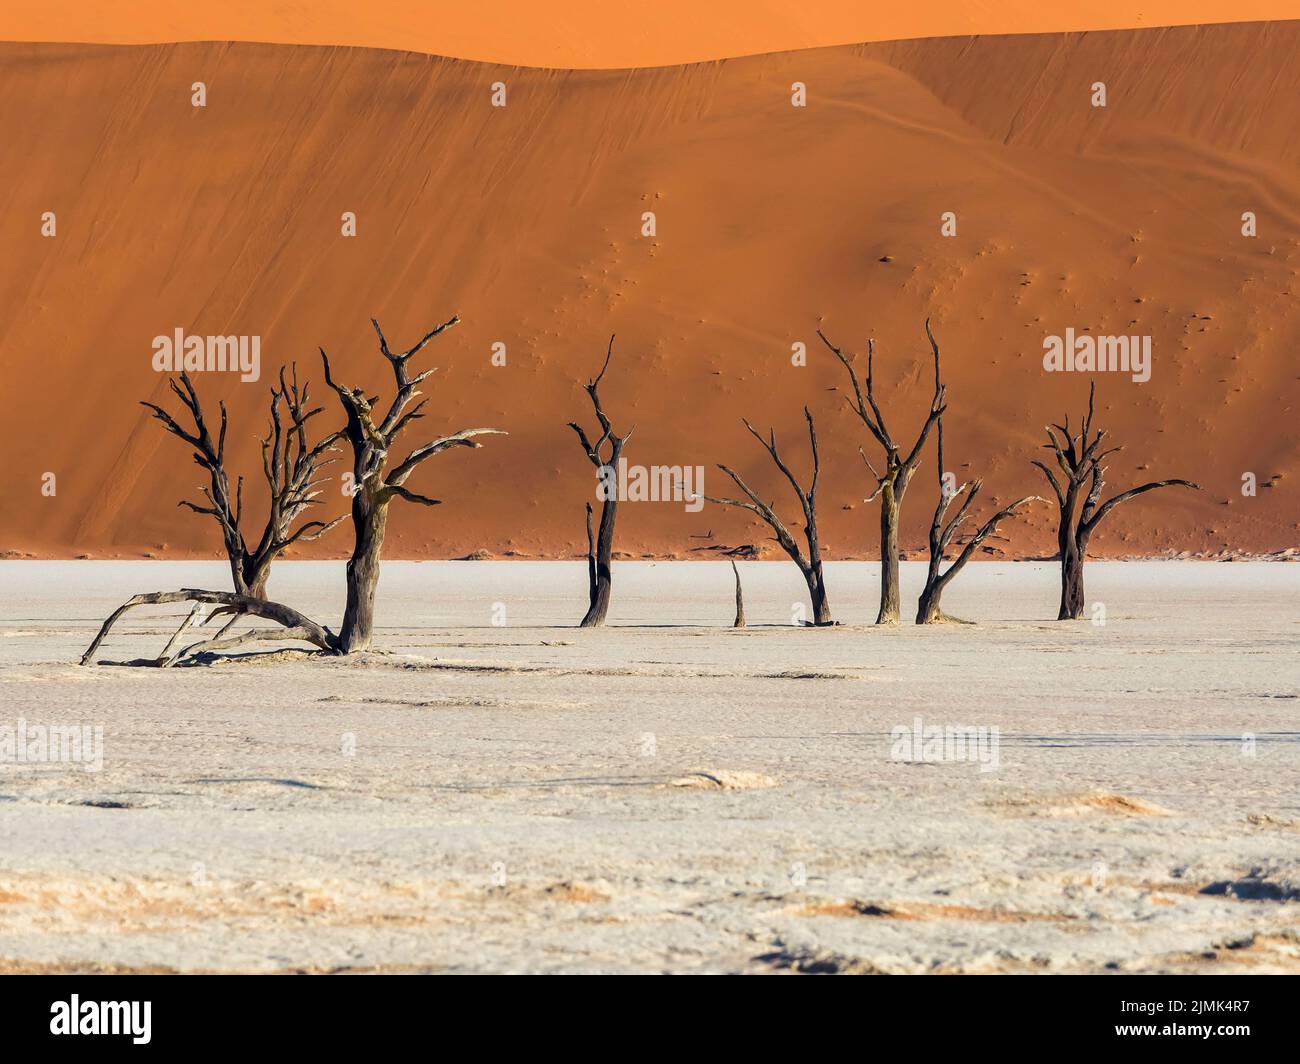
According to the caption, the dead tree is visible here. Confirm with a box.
[321,316,505,652]
[143,366,343,598]
[730,559,746,628]
[83,368,347,666]
[568,337,632,627]
[1033,383,1199,620]
[818,322,945,624]
[915,322,1038,623]
[81,589,340,666]
[705,410,832,626]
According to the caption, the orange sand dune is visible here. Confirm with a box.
[0,23,1296,562]
[0,1,1297,67]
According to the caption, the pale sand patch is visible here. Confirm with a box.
[543,882,612,904]
[990,791,1174,817]
[1245,813,1299,831]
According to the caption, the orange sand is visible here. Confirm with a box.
[0,24,1296,561]
[0,1,1296,67]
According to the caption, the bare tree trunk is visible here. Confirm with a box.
[340,493,389,652]
[915,584,944,625]
[228,557,250,596]
[877,487,902,624]
[808,569,832,626]
[916,493,961,625]
[322,316,504,653]
[1059,545,1085,620]
[568,337,632,628]
[731,559,746,628]
[584,502,597,608]
[245,564,270,600]
[581,497,617,627]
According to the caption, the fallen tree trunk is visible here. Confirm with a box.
[80,589,340,666]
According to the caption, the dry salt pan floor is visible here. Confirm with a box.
[0,560,1297,974]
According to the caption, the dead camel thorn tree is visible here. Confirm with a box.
[568,336,633,627]
[142,366,344,599]
[818,320,945,625]
[915,320,1039,624]
[322,315,506,652]
[705,409,833,626]
[81,588,339,667]
[81,366,350,666]
[1032,382,1199,620]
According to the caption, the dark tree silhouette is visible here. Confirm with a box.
[568,337,632,627]
[1033,383,1198,620]
[322,316,505,652]
[81,589,340,666]
[915,322,1038,623]
[818,322,945,624]
[143,366,343,599]
[705,410,832,626]
[85,368,347,665]
[730,559,746,628]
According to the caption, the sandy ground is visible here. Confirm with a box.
[0,559,1296,974]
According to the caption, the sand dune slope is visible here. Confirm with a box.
[0,24,1296,561]
[1,1,1296,67]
